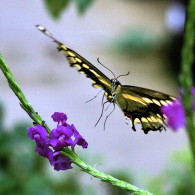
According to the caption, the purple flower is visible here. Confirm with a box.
[51,112,68,126]
[50,125,74,150]
[161,87,195,131]
[161,99,185,130]
[71,125,88,149]
[27,112,88,171]
[27,125,48,141]
[36,140,53,160]
[27,125,53,160]
[52,152,73,171]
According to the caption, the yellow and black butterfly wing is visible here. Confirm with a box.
[115,85,175,134]
[57,44,112,91]
[36,25,112,92]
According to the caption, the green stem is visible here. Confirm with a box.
[0,55,153,194]
[62,149,153,195]
[179,0,195,161]
[0,55,50,132]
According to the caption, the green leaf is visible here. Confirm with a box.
[73,0,94,15]
[44,0,70,19]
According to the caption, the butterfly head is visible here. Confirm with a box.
[111,78,121,86]
[109,78,121,101]
[109,71,130,100]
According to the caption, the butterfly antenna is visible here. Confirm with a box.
[85,89,103,103]
[103,103,115,130]
[95,101,109,127]
[36,25,61,44]
[97,58,116,78]
[116,71,130,79]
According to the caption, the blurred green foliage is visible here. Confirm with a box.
[112,28,158,55]
[149,149,195,195]
[44,0,70,19]
[73,0,94,14]
[44,0,94,19]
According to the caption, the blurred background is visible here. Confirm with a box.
[0,0,194,194]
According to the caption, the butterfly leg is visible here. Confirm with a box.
[95,101,109,127]
[103,103,115,130]
[85,89,103,103]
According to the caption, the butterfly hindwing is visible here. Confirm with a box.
[115,86,175,133]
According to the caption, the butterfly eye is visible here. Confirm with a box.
[114,79,120,85]
[115,80,120,85]
[111,79,119,85]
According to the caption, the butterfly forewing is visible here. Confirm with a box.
[36,25,112,92]
[58,44,112,92]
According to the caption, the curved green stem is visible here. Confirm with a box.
[0,55,50,132]
[62,149,153,195]
[179,0,195,162]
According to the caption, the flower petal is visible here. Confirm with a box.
[51,112,68,126]
[161,99,185,130]
[52,152,73,171]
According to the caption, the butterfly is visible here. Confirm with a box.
[36,25,175,134]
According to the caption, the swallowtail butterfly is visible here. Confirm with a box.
[36,25,175,134]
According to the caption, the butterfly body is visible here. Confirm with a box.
[37,25,175,134]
